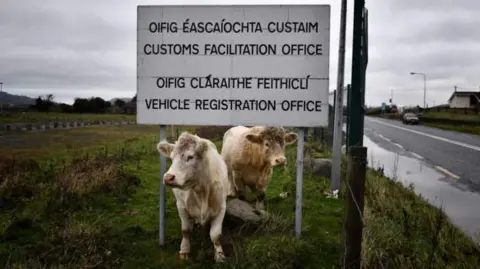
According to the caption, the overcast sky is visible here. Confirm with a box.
[1,0,479,106]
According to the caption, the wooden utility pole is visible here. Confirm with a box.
[343,146,367,269]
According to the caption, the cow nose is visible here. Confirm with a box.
[163,173,175,185]
[275,157,286,165]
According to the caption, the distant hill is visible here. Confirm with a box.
[0,91,36,106]
[109,97,131,104]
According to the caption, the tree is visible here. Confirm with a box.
[45,94,54,104]
[34,94,54,112]
[72,96,111,113]
[114,99,126,107]
[35,97,43,110]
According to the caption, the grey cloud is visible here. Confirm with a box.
[360,0,480,106]
[0,0,136,102]
[389,0,480,11]
[397,17,480,44]
[1,55,129,90]
[370,45,480,75]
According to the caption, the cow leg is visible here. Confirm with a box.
[226,169,237,197]
[253,171,271,211]
[232,171,246,201]
[210,206,227,262]
[177,205,192,260]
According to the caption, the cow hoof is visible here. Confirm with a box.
[214,252,226,263]
[179,252,189,261]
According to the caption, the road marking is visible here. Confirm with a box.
[435,166,460,180]
[393,142,404,150]
[411,152,424,159]
[368,118,480,152]
[378,134,392,142]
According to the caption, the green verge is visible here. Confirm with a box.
[0,112,135,124]
[361,169,480,268]
[0,127,343,269]
[423,112,480,122]
[0,125,479,269]
[423,122,480,135]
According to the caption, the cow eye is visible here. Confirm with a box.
[265,142,269,147]
[186,155,194,161]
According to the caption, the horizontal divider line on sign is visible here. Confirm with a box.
[137,76,328,80]
[135,100,327,104]
[137,54,327,57]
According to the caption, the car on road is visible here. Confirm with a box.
[402,112,419,125]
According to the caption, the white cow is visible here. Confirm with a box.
[156,132,230,262]
[221,126,297,210]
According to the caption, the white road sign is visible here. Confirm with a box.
[137,5,331,127]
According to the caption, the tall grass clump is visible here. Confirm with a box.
[0,151,141,268]
[360,169,480,269]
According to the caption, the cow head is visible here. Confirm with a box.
[156,132,209,190]
[245,126,297,167]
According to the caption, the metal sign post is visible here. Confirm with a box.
[295,127,306,237]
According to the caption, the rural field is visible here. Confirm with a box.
[423,122,480,135]
[422,111,480,135]
[0,112,135,124]
[423,111,480,122]
[1,118,479,269]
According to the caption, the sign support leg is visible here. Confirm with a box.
[159,125,167,246]
[331,0,348,192]
[295,127,305,237]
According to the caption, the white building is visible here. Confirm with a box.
[448,91,480,109]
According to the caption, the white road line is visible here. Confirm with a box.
[378,134,392,142]
[411,152,424,160]
[368,118,480,152]
[393,143,404,150]
[435,166,461,180]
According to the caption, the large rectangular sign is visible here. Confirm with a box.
[137,5,331,126]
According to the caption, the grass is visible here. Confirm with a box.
[424,111,480,122]
[0,112,135,124]
[0,124,479,268]
[360,168,480,268]
[0,125,343,269]
[0,124,162,159]
[424,122,480,135]
[368,113,480,135]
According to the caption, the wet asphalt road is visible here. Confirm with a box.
[364,117,480,192]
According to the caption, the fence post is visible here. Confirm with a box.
[343,146,367,269]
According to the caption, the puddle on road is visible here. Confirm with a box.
[363,134,480,240]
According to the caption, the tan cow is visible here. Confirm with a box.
[221,126,298,210]
[156,132,230,262]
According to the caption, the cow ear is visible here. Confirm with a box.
[157,141,174,158]
[195,140,209,157]
[246,133,263,144]
[284,132,298,145]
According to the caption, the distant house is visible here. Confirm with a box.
[448,91,480,108]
